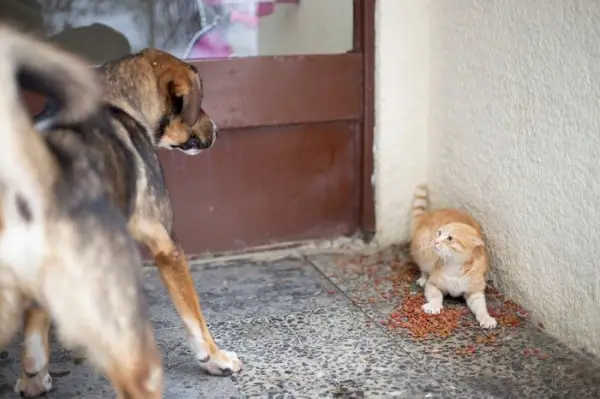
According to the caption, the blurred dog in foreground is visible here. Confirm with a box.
[4,20,241,397]
[0,25,163,398]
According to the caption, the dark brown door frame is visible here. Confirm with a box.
[355,0,376,236]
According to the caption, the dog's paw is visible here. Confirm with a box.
[421,302,442,315]
[199,350,242,376]
[14,372,52,397]
[478,315,498,329]
[416,276,427,287]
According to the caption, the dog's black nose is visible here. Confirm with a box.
[188,137,200,148]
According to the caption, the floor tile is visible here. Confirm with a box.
[2,252,600,398]
[144,257,345,330]
[284,307,450,398]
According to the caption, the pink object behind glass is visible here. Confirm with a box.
[187,29,234,59]
[229,10,259,28]
[185,0,300,60]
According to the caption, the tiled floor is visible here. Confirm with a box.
[1,248,600,398]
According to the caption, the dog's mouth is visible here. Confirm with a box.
[175,134,213,154]
[174,124,218,156]
[177,147,203,155]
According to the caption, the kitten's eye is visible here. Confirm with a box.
[447,235,453,241]
[437,231,441,236]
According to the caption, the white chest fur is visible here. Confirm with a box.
[437,264,469,297]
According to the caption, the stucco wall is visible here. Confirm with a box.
[373,0,431,246]
[424,0,600,355]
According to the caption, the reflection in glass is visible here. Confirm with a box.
[0,0,353,64]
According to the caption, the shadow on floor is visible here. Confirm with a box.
[1,248,599,398]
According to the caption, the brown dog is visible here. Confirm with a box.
[0,26,163,398]
[15,45,241,396]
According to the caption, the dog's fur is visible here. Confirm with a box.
[14,32,241,397]
[0,26,163,398]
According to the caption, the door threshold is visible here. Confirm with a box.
[142,234,380,268]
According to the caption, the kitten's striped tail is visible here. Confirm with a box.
[411,184,429,234]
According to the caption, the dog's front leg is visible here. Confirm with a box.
[139,223,242,376]
[14,305,53,397]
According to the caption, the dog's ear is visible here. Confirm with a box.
[142,49,203,125]
[179,71,203,126]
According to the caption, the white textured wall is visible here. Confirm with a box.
[374,0,431,246]
[427,0,600,356]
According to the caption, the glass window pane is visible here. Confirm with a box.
[0,0,353,64]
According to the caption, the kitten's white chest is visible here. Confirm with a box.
[439,269,469,297]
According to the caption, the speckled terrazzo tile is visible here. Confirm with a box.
[484,325,600,398]
[143,257,346,329]
[284,307,450,398]
[213,315,327,397]
[161,359,240,398]
[149,327,241,398]
[306,251,414,299]
[390,320,562,398]
[293,377,449,399]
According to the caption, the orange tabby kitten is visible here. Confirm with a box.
[410,185,497,329]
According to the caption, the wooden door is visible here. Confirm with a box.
[6,0,375,256]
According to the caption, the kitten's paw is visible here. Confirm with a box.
[478,315,498,329]
[422,302,442,315]
[416,276,427,287]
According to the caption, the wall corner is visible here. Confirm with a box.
[373,0,431,246]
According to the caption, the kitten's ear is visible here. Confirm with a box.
[470,236,484,247]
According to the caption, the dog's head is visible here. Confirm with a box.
[141,49,217,156]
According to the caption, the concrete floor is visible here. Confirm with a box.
[1,248,600,398]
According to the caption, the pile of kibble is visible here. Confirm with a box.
[329,246,531,342]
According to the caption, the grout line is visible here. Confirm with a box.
[303,254,463,397]
[302,254,389,335]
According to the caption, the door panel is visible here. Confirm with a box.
[192,54,363,129]
[160,121,360,252]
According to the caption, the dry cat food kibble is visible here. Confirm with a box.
[384,293,469,339]
[332,246,534,349]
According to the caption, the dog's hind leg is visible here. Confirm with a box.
[131,221,242,376]
[14,306,52,397]
[40,270,164,399]
[14,283,164,399]
[0,284,23,348]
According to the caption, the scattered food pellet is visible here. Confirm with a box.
[330,246,532,350]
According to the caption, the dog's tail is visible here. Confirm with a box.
[0,26,101,195]
[411,184,429,235]
[0,26,101,125]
